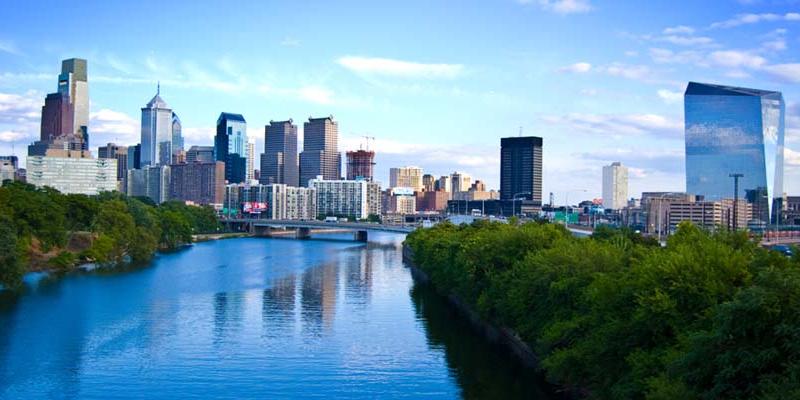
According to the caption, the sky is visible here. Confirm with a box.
[0,0,799,203]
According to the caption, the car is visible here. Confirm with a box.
[769,244,794,257]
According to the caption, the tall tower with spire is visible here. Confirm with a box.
[140,84,174,167]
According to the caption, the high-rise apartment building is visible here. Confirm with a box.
[186,146,215,164]
[127,165,170,204]
[0,157,16,184]
[98,143,128,182]
[500,136,543,206]
[684,82,785,224]
[27,156,117,195]
[140,86,173,167]
[310,177,381,219]
[602,162,628,210]
[300,116,341,186]
[389,166,423,191]
[262,119,299,186]
[169,161,225,205]
[224,184,316,220]
[215,112,247,183]
[346,150,375,181]
[246,138,256,183]
[435,175,451,193]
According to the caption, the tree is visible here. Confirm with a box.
[158,210,192,250]
[0,215,24,290]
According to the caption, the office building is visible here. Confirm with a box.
[27,156,116,195]
[127,165,171,204]
[98,143,128,182]
[127,144,141,170]
[215,112,247,183]
[0,158,16,183]
[667,199,751,232]
[140,85,174,167]
[171,112,183,154]
[435,175,451,193]
[640,192,696,235]
[389,166,423,191]
[224,183,316,220]
[169,161,225,205]
[346,150,375,181]
[300,116,341,185]
[422,174,435,192]
[602,162,628,210]
[262,119,299,186]
[58,58,89,141]
[310,177,381,219]
[500,136,543,206]
[450,171,472,193]
[39,92,74,143]
[416,190,449,212]
[186,145,215,164]
[684,82,785,224]
[386,187,416,215]
[246,138,256,183]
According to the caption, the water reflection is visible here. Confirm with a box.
[410,283,558,400]
[0,235,555,398]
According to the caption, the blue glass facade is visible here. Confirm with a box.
[684,82,785,224]
[215,112,248,183]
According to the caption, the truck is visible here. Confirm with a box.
[325,216,338,223]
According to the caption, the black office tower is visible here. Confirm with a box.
[500,136,542,205]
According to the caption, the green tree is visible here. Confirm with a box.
[0,215,25,289]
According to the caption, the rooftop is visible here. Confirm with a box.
[685,81,781,97]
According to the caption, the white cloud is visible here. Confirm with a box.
[649,48,704,65]
[0,39,20,55]
[657,89,683,104]
[0,91,42,125]
[707,50,766,69]
[763,63,800,82]
[336,56,464,79]
[540,112,683,139]
[710,12,800,29]
[600,63,651,80]
[520,0,593,14]
[658,35,715,46]
[662,25,695,35]
[0,130,31,143]
[89,109,138,143]
[558,62,592,73]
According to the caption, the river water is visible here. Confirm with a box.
[0,233,554,399]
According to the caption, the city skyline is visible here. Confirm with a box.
[1,1,800,201]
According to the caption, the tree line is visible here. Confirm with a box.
[405,220,800,399]
[0,181,220,290]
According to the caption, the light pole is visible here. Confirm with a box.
[512,192,530,218]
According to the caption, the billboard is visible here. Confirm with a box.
[242,202,269,213]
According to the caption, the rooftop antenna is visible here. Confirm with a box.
[518,126,523,137]
[157,81,160,95]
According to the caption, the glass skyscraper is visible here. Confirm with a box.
[684,81,785,224]
[215,112,248,183]
[140,86,173,167]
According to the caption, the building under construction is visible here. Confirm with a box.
[346,149,375,181]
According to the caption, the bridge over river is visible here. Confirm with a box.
[223,219,415,241]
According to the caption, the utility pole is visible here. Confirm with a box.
[729,173,743,231]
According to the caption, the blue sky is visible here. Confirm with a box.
[1,0,799,201]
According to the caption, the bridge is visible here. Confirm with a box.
[223,219,415,241]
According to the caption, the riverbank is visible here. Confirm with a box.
[402,243,577,398]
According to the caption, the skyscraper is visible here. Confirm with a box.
[58,58,89,143]
[299,116,341,186]
[140,85,173,167]
[500,136,543,205]
[450,171,472,193]
[39,92,74,143]
[246,138,256,183]
[215,112,247,183]
[187,145,215,164]
[684,82,785,224]
[602,162,628,210]
[262,119,299,186]
[346,150,375,181]
[98,143,129,182]
[172,112,184,154]
[127,144,141,170]
[389,166,423,191]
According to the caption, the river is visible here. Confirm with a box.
[0,233,554,399]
